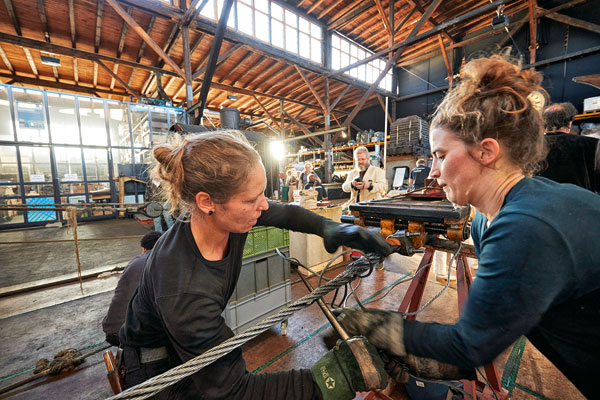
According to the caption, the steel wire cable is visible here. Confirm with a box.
[106,254,380,400]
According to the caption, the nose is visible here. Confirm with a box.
[429,159,441,179]
[258,193,269,211]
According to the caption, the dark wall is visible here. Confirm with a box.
[353,0,600,124]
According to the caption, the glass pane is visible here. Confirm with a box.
[271,2,282,20]
[150,110,169,145]
[311,38,321,63]
[168,110,185,126]
[332,34,340,49]
[358,64,366,81]
[134,148,153,167]
[0,86,14,141]
[0,145,19,183]
[311,22,321,38]
[13,88,48,143]
[24,184,53,196]
[112,148,133,177]
[47,93,79,145]
[0,185,19,196]
[332,48,340,70]
[107,101,130,147]
[79,98,107,146]
[271,20,284,48]
[341,51,349,67]
[299,17,310,33]
[366,64,374,83]
[255,0,268,13]
[201,0,215,19]
[340,38,349,53]
[0,198,24,226]
[60,192,86,202]
[84,148,109,181]
[285,9,296,27]
[237,3,253,35]
[350,44,358,57]
[299,32,310,58]
[54,146,83,182]
[358,48,365,60]
[217,0,236,27]
[130,105,150,147]
[285,26,297,53]
[20,146,52,182]
[255,11,269,42]
[88,182,111,206]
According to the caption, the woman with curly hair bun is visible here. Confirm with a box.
[333,56,600,399]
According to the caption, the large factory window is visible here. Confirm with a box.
[0,145,19,184]
[54,147,83,184]
[107,101,131,147]
[79,98,108,147]
[331,33,393,92]
[19,146,52,185]
[0,87,14,142]
[47,93,79,145]
[130,105,151,148]
[12,88,48,143]
[83,148,110,181]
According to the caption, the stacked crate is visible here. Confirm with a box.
[223,227,292,334]
[388,116,430,155]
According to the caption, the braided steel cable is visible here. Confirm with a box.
[106,254,381,400]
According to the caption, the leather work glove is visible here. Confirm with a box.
[332,308,476,382]
[311,337,388,400]
[322,221,393,257]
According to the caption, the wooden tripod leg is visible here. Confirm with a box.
[397,248,435,319]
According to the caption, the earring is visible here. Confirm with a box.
[208,210,214,216]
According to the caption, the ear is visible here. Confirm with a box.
[195,191,215,215]
[477,138,501,166]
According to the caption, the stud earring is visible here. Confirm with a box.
[208,210,214,216]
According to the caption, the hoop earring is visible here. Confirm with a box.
[208,210,214,216]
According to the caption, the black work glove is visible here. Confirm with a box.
[332,308,476,381]
[311,337,388,400]
[322,222,393,257]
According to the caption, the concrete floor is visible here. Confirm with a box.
[0,218,585,400]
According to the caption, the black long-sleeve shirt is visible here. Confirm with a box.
[120,202,328,399]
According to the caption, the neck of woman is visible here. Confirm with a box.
[190,212,230,261]
[473,168,525,225]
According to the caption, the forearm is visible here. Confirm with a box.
[257,201,333,236]
[234,369,322,400]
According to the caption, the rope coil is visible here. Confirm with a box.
[107,255,380,400]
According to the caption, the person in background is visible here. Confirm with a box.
[285,169,298,187]
[332,55,600,399]
[119,131,392,400]
[298,161,320,190]
[304,174,327,201]
[342,146,387,204]
[102,231,163,346]
[408,159,431,189]
[538,102,599,192]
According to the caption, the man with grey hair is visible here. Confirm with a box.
[342,146,387,203]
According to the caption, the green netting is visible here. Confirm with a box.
[243,227,289,258]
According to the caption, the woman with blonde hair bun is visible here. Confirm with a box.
[119,130,392,399]
[332,56,600,398]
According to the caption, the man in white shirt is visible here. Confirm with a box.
[342,146,387,203]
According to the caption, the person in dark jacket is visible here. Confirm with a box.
[537,102,599,192]
[102,231,163,346]
[409,159,431,189]
[332,56,600,399]
[119,130,392,399]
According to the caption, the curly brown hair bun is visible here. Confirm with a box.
[151,130,262,216]
[431,55,547,174]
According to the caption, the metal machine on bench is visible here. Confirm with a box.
[340,188,508,400]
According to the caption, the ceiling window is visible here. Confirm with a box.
[200,0,323,65]
[331,33,393,92]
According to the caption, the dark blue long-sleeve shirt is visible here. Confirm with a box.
[403,177,600,398]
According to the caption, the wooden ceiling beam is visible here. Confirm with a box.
[105,0,186,79]
[0,45,14,74]
[217,50,253,84]
[127,15,156,87]
[374,0,393,38]
[0,32,179,78]
[3,0,21,36]
[327,0,363,27]
[252,94,281,131]
[0,72,127,96]
[244,60,278,89]
[191,43,241,81]
[307,0,326,15]
[317,0,343,20]
[95,59,140,98]
[111,6,131,91]
[328,1,374,32]
[94,0,104,53]
[337,0,444,142]
[22,48,38,78]
[329,83,352,111]
[538,6,600,35]
[294,66,328,112]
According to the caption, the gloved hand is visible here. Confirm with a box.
[333,308,476,381]
[322,221,393,257]
[311,337,388,400]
